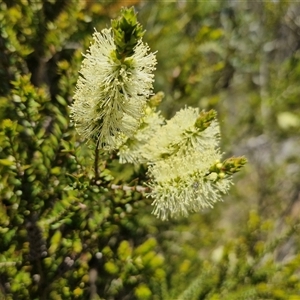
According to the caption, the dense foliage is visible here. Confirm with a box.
[1,1,300,299]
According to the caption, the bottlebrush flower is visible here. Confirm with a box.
[145,107,232,220]
[70,28,157,149]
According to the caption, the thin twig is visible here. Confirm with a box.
[94,139,100,180]
[111,184,149,193]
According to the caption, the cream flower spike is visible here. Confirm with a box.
[70,27,157,149]
[144,107,233,220]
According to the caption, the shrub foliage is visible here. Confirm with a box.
[1,1,300,299]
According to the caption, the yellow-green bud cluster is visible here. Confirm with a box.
[194,110,217,132]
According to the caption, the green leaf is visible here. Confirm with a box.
[0,159,14,166]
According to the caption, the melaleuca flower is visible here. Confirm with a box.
[70,8,246,222]
[147,148,233,221]
[143,107,233,220]
[70,28,157,149]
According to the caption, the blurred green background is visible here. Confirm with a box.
[1,0,300,299]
